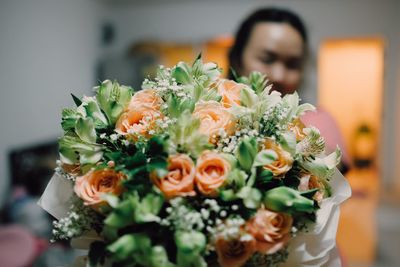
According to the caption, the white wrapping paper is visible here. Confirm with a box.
[37,173,74,220]
[281,169,351,267]
[38,169,351,267]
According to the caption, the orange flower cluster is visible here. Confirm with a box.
[216,208,293,267]
[151,150,231,198]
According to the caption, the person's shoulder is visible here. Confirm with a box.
[301,106,337,126]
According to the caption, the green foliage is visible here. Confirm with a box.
[299,146,341,182]
[71,93,83,106]
[59,133,104,165]
[105,192,163,230]
[75,117,97,144]
[263,186,316,214]
[175,231,207,267]
[253,149,277,167]
[236,137,258,172]
[169,110,213,157]
[95,80,133,125]
[107,233,176,267]
[61,108,80,131]
[167,94,195,118]
[236,186,262,209]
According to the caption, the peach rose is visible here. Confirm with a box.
[192,101,235,143]
[151,154,196,199]
[215,79,246,108]
[298,174,326,202]
[263,139,293,178]
[128,89,162,110]
[288,118,306,141]
[245,209,293,255]
[115,105,162,137]
[215,234,256,267]
[74,169,125,209]
[195,151,230,197]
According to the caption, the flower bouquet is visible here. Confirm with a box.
[39,56,350,267]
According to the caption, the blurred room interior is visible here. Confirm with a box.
[0,0,400,266]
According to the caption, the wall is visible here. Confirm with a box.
[0,0,103,206]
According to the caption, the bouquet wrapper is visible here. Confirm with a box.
[281,168,351,267]
[37,173,73,220]
[38,169,351,267]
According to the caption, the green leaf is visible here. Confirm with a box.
[237,187,262,209]
[150,246,176,267]
[124,150,147,169]
[263,186,315,214]
[107,234,151,263]
[299,147,341,180]
[280,131,297,156]
[300,188,319,199]
[71,93,82,106]
[75,117,97,144]
[226,168,247,188]
[253,149,277,167]
[104,198,135,228]
[236,137,258,172]
[61,108,80,131]
[101,193,120,208]
[95,80,133,125]
[175,231,206,254]
[167,94,195,118]
[147,156,168,178]
[172,62,192,84]
[81,96,108,127]
[296,103,316,117]
[177,252,207,267]
[133,193,164,223]
[256,169,274,184]
[175,230,207,267]
[58,134,103,165]
[240,86,258,107]
[219,189,238,201]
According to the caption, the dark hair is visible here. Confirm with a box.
[228,7,308,78]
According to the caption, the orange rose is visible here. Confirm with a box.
[263,139,293,177]
[192,101,235,143]
[74,169,125,209]
[151,154,196,199]
[215,79,246,108]
[298,174,326,202]
[215,234,256,267]
[288,118,307,142]
[195,151,230,197]
[128,89,162,110]
[245,209,293,255]
[115,105,162,137]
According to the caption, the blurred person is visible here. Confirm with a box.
[228,7,351,173]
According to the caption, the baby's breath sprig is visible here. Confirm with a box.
[260,102,291,140]
[51,198,100,242]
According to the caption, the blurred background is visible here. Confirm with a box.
[0,0,399,266]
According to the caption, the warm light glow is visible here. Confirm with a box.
[319,38,384,265]
[319,38,384,161]
[203,35,234,77]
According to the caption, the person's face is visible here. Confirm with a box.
[241,22,305,95]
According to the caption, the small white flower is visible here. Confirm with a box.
[110,134,118,141]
